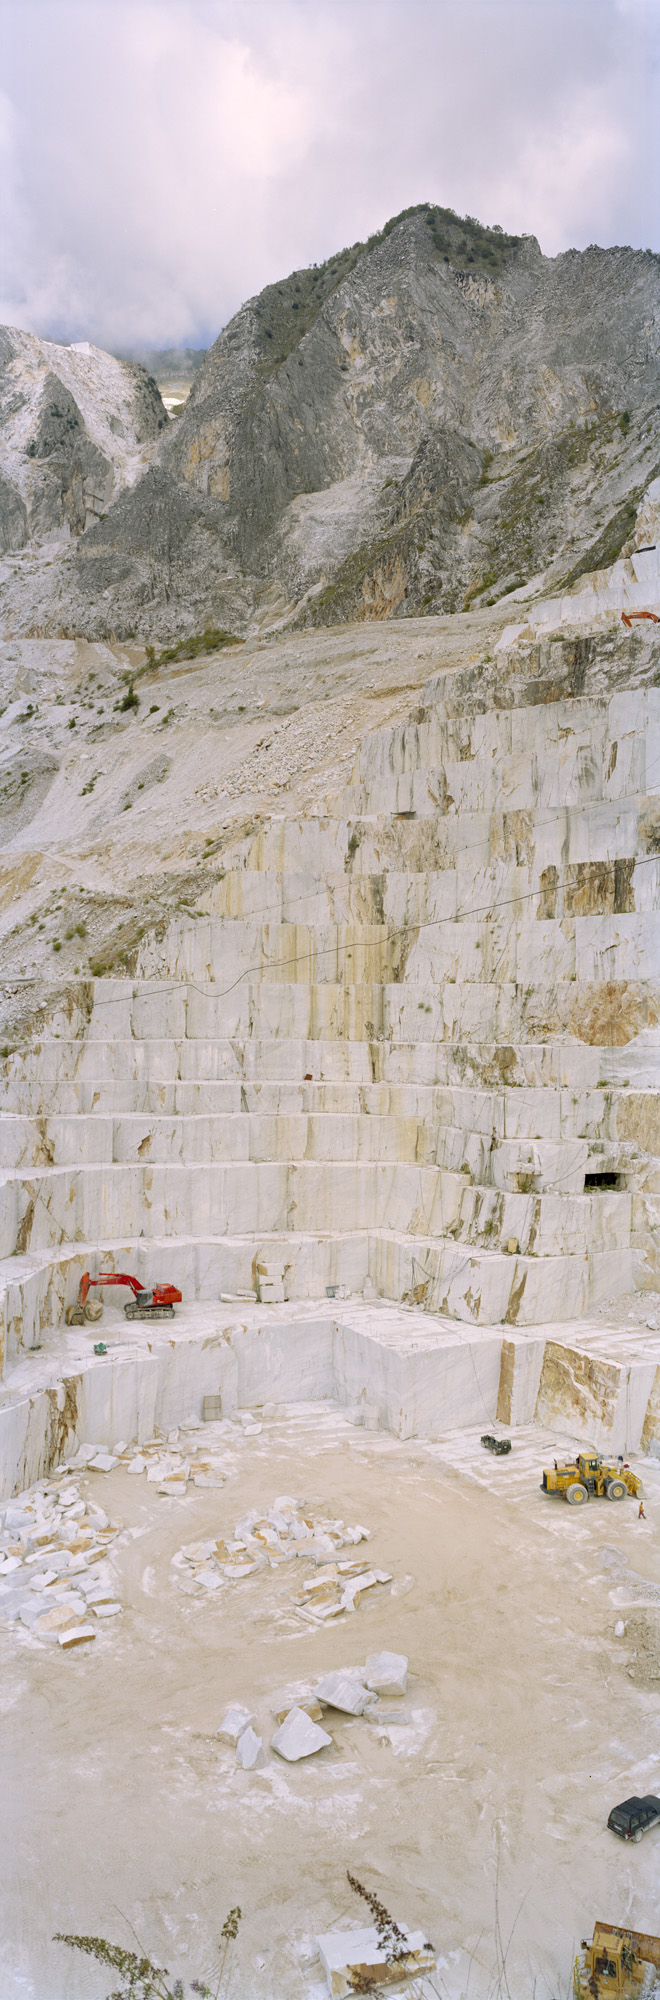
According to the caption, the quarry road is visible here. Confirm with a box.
[1,1406,659,2000]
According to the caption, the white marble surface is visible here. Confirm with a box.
[3,671,660,1471]
[1,1296,658,1499]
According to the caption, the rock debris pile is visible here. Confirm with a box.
[121,1420,231,1495]
[219,1652,409,1769]
[172,1492,392,1622]
[0,1469,122,1648]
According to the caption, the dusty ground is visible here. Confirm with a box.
[2,1407,660,2000]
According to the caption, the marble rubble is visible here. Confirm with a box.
[314,1671,375,1716]
[171,1497,387,1624]
[364,1651,408,1695]
[0,1469,122,1643]
[316,1923,437,1998]
[236,1725,266,1770]
[271,1706,333,1762]
[218,1706,256,1745]
[3,634,660,1485]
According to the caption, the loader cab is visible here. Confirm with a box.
[575,1453,602,1495]
[581,1929,645,2000]
[596,1956,619,1986]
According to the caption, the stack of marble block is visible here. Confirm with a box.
[2,669,660,1375]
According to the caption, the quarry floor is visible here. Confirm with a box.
[2,1404,660,2000]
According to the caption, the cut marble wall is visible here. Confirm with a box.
[1,1302,657,1500]
[3,653,660,1484]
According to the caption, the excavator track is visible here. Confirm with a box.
[124,1304,175,1321]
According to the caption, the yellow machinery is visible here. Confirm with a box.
[541,1452,641,1506]
[575,1924,660,1998]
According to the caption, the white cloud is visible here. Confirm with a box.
[0,0,657,349]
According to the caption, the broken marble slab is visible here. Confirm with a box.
[59,1624,96,1648]
[297,1600,346,1626]
[340,1569,392,1611]
[34,1604,79,1637]
[83,1580,118,1605]
[175,1538,221,1565]
[196,1568,224,1593]
[88,1454,118,1473]
[364,1651,408,1695]
[272,1693,324,1726]
[217,1705,256,1745]
[48,1589,86,1614]
[316,1923,436,1997]
[28,1568,59,1591]
[236,1726,266,1770]
[314,1672,373,1716]
[271,1707,333,1761]
[301,1566,340,1595]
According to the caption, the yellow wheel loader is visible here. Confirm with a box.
[575,1924,660,1999]
[541,1452,640,1506]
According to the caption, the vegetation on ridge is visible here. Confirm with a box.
[144,628,242,670]
[249,203,523,377]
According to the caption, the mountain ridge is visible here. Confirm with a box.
[0,205,659,643]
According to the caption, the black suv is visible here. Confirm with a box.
[607,1796,660,1842]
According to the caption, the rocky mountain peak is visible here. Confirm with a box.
[1,206,659,643]
[0,326,166,556]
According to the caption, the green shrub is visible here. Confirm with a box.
[115,683,139,713]
[144,629,241,671]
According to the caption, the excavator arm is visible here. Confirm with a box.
[97,1272,143,1297]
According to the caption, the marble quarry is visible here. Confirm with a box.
[3,637,660,1492]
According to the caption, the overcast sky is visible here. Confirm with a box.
[1,0,658,352]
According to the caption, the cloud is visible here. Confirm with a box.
[0,0,658,350]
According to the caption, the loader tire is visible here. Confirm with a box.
[606,1477,627,1501]
[566,1482,589,1506]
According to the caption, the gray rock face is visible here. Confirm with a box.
[0,326,167,554]
[1,207,659,640]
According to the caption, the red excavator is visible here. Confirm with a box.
[66,1271,182,1325]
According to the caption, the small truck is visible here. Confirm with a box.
[541,1452,640,1506]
